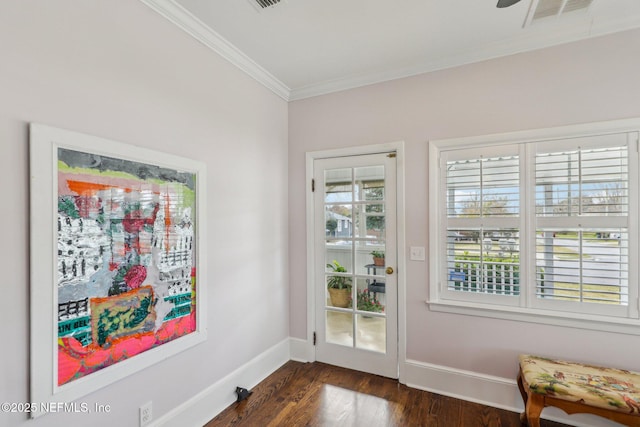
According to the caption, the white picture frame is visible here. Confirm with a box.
[29,123,207,417]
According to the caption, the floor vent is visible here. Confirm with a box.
[526,0,594,25]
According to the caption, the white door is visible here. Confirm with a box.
[313,152,397,378]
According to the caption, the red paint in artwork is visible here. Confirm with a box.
[58,348,82,385]
[58,311,196,386]
[110,334,156,360]
[154,320,176,344]
[123,213,145,234]
[123,265,147,289]
[64,336,90,357]
[82,348,111,368]
[122,205,158,254]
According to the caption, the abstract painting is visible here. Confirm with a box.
[30,124,207,413]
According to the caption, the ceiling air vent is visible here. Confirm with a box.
[525,0,594,25]
[252,0,282,9]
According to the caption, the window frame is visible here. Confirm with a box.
[440,143,524,307]
[428,119,640,334]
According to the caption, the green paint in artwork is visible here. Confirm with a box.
[126,296,153,328]
[58,316,93,346]
[58,160,146,181]
[58,196,80,218]
[95,296,153,346]
[164,294,192,306]
[148,180,195,210]
[164,304,191,321]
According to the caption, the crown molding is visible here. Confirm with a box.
[289,16,640,101]
[139,0,291,101]
[140,0,640,102]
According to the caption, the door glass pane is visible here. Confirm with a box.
[354,204,385,239]
[356,314,385,353]
[326,274,353,309]
[325,204,353,239]
[356,240,385,276]
[325,240,352,274]
[325,168,352,203]
[326,310,353,347]
[355,277,385,314]
[355,166,384,202]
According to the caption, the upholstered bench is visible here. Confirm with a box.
[518,355,640,427]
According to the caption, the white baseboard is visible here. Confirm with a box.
[403,359,521,412]
[152,338,290,427]
[403,359,622,427]
[289,337,314,363]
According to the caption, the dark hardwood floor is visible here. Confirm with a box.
[205,361,571,427]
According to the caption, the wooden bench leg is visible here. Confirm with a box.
[517,374,527,425]
[518,370,544,427]
[524,394,544,427]
[517,371,527,403]
[517,371,527,425]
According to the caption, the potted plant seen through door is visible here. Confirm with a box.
[370,250,385,267]
[326,260,352,308]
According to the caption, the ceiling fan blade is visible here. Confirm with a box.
[496,0,522,7]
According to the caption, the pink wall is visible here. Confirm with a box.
[0,2,288,426]
[289,29,640,378]
[2,1,640,423]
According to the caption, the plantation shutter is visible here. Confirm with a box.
[431,122,640,324]
[533,134,632,314]
[442,146,521,301]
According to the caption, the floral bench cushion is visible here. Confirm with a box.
[519,355,640,415]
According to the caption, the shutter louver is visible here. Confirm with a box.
[445,154,520,297]
[447,156,520,218]
[535,145,629,306]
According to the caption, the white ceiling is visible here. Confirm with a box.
[142,0,640,100]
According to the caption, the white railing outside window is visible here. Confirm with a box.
[448,259,520,296]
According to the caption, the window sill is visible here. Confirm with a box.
[426,299,640,336]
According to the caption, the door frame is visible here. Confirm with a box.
[304,141,406,379]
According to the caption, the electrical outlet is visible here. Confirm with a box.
[140,401,152,427]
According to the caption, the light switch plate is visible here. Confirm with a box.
[410,246,425,261]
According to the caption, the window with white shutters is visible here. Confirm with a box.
[443,147,521,304]
[429,120,640,327]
